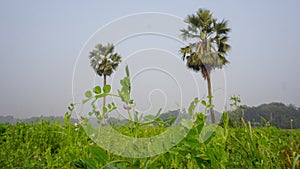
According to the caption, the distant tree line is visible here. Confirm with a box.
[230,102,300,129]
[0,115,79,125]
[1,102,299,129]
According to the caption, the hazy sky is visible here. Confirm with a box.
[0,0,300,118]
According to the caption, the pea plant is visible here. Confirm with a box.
[81,65,165,130]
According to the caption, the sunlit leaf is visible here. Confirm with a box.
[103,85,111,93]
[103,107,108,113]
[93,86,101,94]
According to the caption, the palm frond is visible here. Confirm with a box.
[180,46,192,60]
[180,8,231,71]
[88,43,122,77]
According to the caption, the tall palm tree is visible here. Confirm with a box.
[89,43,122,107]
[180,9,231,123]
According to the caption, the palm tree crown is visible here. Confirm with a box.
[89,43,122,77]
[181,9,231,79]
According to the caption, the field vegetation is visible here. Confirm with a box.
[0,100,299,168]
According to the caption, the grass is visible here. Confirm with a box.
[0,112,299,169]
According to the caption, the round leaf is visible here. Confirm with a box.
[103,107,108,113]
[85,91,92,98]
[93,86,101,94]
[103,85,111,93]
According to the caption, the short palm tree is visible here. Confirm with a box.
[180,9,231,123]
[89,43,122,107]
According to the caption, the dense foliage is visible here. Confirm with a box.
[231,102,300,129]
[0,113,299,168]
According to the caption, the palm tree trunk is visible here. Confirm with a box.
[103,74,106,107]
[206,73,216,123]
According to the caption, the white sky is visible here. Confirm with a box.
[0,0,300,118]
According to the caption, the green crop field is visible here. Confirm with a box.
[0,111,299,169]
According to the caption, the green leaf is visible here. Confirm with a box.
[73,159,87,168]
[129,99,134,104]
[83,158,97,169]
[144,115,155,122]
[107,104,112,109]
[118,89,130,103]
[134,111,139,122]
[85,91,92,98]
[207,104,214,109]
[201,100,206,106]
[181,119,194,129]
[103,107,108,113]
[117,67,132,103]
[82,98,91,104]
[88,146,108,164]
[184,138,201,150]
[103,85,111,93]
[155,118,163,123]
[93,86,101,94]
[155,108,162,118]
[138,113,143,122]
[188,98,199,116]
[198,124,215,144]
[68,103,74,111]
[292,154,300,169]
[106,164,119,169]
[125,65,130,77]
